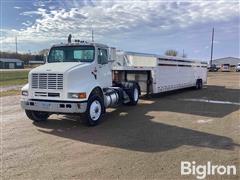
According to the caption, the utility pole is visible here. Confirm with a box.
[92,29,94,42]
[15,36,18,54]
[210,27,214,66]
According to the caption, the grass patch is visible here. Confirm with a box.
[0,70,29,86]
[0,89,20,97]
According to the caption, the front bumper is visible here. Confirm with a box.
[21,99,87,113]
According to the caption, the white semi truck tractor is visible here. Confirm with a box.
[21,41,141,126]
[21,40,207,126]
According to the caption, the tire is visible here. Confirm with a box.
[25,110,49,122]
[114,81,140,106]
[126,83,140,105]
[82,95,104,126]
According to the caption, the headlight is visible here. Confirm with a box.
[71,93,79,98]
[22,91,28,96]
[69,92,87,99]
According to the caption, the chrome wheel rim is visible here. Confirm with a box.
[90,100,101,121]
[133,88,139,102]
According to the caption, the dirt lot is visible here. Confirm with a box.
[1,72,240,179]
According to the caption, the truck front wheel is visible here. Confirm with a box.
[25,110,49,122]
[83,95,104,126]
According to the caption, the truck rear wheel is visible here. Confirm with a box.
[127,83,140,105]
[25,110,49,122]
[82,95,104,126]
[118,81,140,106]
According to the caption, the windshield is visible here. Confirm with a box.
[48,46,95,63]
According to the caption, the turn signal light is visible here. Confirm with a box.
[69,92,87,99]
[79,93,86,99]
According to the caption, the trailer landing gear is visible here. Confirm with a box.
[195,79,203,89]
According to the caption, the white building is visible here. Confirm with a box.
[212,57,240,67]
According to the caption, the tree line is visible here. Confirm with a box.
[165,49,187,58]
[0,49,49,64]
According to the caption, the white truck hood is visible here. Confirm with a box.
[30,62,86,73]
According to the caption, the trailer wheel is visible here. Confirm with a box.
[25,110,49,122]
[195,79,203,89]
[128,83,140,105]
[82,95,104,126]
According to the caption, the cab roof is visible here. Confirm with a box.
[52,41,109,48]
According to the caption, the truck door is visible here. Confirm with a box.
[97,48,112,88]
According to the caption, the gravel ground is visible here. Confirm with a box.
[1,72,240,180]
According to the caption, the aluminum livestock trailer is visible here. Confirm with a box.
[112,51,208,96]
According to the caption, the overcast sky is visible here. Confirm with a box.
[0,0,239,61]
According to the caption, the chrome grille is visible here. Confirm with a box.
[31,73,63,90]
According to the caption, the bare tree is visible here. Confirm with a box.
[39,49,49,56]
[165,49,178,57]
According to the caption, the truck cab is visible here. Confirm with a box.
[21,41,140,126]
